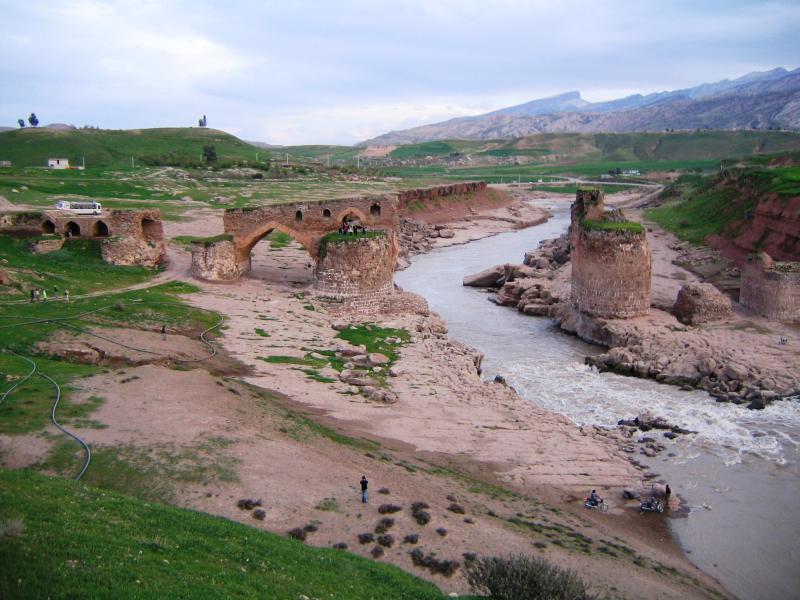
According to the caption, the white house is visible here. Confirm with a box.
[47,158,70,169]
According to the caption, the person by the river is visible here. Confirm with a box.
[360,475,369,503]
[588,489,600,507]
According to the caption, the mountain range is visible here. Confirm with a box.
[365,67,800,145]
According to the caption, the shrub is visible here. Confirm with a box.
[435,527,447,537]
[377,534,395,548]
[374,517,395,534]
[358,532,375,545]
[466,555,595,600]
[403,534,419,544]
[378,503,402,514]
[377,487,391,495]
[411,501,431,525]
[462,552,477,567]
[370,545,385,558]
[252,509,266,520]
[414,511,431,526]
[409,549,460,577]
[447,503,465,514]
[332,542,348,550]
[287,527,306,541]
[303,523,319,533]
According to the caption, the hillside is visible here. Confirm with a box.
[647,160,800,263]
[366,67,800,145]
[382,131,800,163]
[0,127,263,168]
[0,469,446,600]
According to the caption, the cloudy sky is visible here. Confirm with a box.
[1,0,798,145]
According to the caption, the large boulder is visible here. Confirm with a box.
[673,282,732,325]
[463,265,504,288]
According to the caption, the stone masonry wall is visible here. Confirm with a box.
[100,209,165,267]
[190,240,249,281]
[396,181,486,206]
[571,228,652,318]
[314,234,395,299]
[740,253,800,321]
[568,189,651,319]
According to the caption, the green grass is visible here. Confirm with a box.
[531,183,638,194]
[0,237,157,300]
[0,469,446,600]
[319,230,386,257]
[265,229,295,249]
[171,233,232,246]
[335,324,410,363]
[254,327,270,337]
[582,219,645,234]
[389,141,458,159]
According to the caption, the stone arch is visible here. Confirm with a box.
[141,218,161,242]
[323,208,332,219]
[335,207,368,227]
[238,221,311,261]
[65,221,81,237]
[370,202,381,216]
[92,220,110,237]
[42,220,56,234]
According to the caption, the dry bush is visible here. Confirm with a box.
[466,554,596,600]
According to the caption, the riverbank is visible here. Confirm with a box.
[468,195,800,408]
[0,190,730,599]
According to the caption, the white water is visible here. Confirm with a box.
[396,201,800,600]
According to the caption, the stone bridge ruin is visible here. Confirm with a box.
[0,208,165,267]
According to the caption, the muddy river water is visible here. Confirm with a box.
[396,200,800,600]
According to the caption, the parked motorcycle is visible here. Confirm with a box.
[640,496,664,513]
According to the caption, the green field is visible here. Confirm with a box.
[0,469,447,600]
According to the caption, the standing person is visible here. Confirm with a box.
[53,285,58,299]
[64,289,70,302]
[360,475,369,503]
[33,289,39,302]
[41,289,47,302]
[30,289,35,303]
[161,324,167,340]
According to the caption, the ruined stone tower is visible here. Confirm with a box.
[569,189,651,319]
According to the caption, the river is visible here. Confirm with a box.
[395,200,800,600]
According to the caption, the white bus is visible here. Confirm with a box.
[54,200,102,215]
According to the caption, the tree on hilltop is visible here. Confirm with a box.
[28,113,39,127]
[17,119,25,128]
[202,144,217,163]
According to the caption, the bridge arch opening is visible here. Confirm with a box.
[241,222,315,288]
[323,208,332,219]
[141,218,161,242]
[65,221,81,237]
[92,220,110,237]
[295,210,303,223]
[370,202,381,216]
[42,220,56,234]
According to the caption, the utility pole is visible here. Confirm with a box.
[357,156,360,169]
[327,155,330,168]
[285,153,289,166]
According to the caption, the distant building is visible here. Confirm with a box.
[47,158,70,169]
[0,160,11,168]
[622,169,641,176]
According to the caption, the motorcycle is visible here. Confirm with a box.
[584,498,609,512]
[640,497,664,513]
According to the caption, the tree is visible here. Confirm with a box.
[28,113,39,127]
[202,145,217,163]
[17,119,25,128]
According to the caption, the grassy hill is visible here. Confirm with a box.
[0,127,263,168]
[0,469,447,600]
[380,131,800,162]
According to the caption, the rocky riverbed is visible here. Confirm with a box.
[465,227,800,408]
